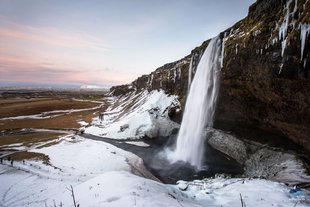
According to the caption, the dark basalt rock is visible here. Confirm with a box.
[110,0,310,153]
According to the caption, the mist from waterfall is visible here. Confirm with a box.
[169,37,222,169]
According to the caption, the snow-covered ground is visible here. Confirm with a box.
[0,136,155,207]
[85,89,180,139]
[51,171,310,207]
[1,90,309,207]
[1,134,309,207]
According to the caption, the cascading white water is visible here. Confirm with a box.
[170,37,222,169]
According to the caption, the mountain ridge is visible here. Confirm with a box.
[110,0,310,153]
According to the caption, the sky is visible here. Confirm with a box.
[0,0,255,88]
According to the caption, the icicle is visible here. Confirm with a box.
[279,63,284,74]
[188,56,193,93]
[304,59,307,68]
[300,23,310,60]
[279,0,292,41]
[293,0,298,15]
[149,73,154,87]
[220,32,227,68]
[281,38,287,57]
[235,44,238,55]
[173,69,176,83]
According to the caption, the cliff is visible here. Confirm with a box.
[110,0,310,153]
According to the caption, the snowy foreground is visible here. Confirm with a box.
[0,136,309,207]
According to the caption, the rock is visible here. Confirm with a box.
[245,148,310,185]
[120,124,129,132]
[206,129,248,164]
[206,129,310,185]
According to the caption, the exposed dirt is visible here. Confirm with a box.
[0,98,99,118]
[0,132,65,148]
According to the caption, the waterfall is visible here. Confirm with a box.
[169,37,221,169]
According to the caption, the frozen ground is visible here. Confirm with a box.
[0,134,309,207]
[0,136,155,207]
[85,89,180,139]
[1,90,309,206]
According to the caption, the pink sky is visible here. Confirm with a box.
[0,0,254,88]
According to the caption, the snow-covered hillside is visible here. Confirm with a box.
[85,89,180,139]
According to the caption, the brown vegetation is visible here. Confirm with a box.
[0,98,98,118]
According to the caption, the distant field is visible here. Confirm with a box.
[0,98,98,118]
[0,90,107,162]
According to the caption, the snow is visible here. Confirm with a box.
[125,141,150,147]
[0,136,155,207]
[80,84,106,90]
[85,89,180,139]
[49,172,310,207]
[51,171,202,207]
[78,121,88,126]
[176,176,310,207]
[1,132,309,207]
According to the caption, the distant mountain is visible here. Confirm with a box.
[80,84,108,91]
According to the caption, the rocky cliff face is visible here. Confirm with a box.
[110,0,310,152]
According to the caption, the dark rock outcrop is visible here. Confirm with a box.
[110,0,310,153]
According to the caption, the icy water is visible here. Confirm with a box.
[170,37,222,169]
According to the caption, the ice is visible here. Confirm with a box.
[147,73,154,87]
[300,23,310,60]
[235,44,238,55]
[282,37,287,57]
[188,55,193,93]
[173,68,177,83]
[278,0,293,57]
[220,32,227,68]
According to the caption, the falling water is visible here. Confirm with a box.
[170,37,222,169]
